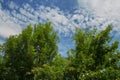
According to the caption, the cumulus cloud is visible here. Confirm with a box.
[77,0,120,31]
[0,4,22,39]
[0,22,21,38]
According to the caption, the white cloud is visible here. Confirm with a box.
[77,0,120,31]
[0,2,98,37]
[2,0,118,39]
[9,1,18,9]
[1,0,120,55]
[0,22,21,38]
[0,5,22,38]
[0,2,87,54]
[10,4,79,35]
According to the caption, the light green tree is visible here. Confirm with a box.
[2,22,59,80]
[66,25,120,80]
[1,22,120,80]
[32,22,58,66]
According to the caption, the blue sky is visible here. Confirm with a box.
[0,0,120,56]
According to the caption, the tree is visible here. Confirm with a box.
[32,54,68,80]
[2,22,58,80]
[3,25,35,80]
[66,25,120,80]
[32,22,58,66]
[0,43,3,64]
[1,22,120,80]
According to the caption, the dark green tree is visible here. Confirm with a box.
[32,54,68,80]
[0,43,3,64]
[4,25,35,80]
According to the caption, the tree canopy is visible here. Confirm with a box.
[66,25,120,80]
[0,22,120,80]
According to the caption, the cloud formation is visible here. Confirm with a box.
[0,3,22,38]
[77,0,120,31]
[1,0,120,54]
[0,1,104,38]
[0,1,79,54]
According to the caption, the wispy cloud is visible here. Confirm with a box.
[0,1,104,38]
[9,1,19,9]
[1,0,120,54]
[0,1,78,54]
[6,2,80,35]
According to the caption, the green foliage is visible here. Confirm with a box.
[0,43,3,64]
[33,22,58,66]
[66,25,120,80]
[3,25,35,80]
[32,54,68,80]
[0,23,120,80]
[0,22,58,80]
